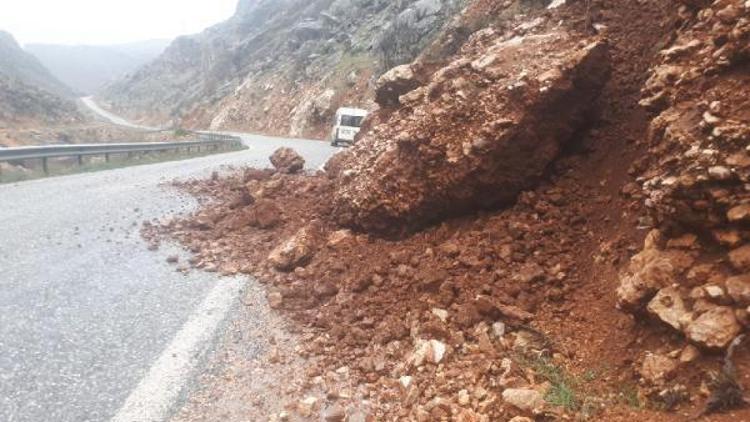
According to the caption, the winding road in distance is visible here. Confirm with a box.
[0,103,337,422]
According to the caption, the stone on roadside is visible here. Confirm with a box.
[727,204,750,222]
[297,396,318,417]
[267,291,283,309]
[647,287,693,330]
[321,404,346,422]
[268,225,319,271]
[726,274,750,305]
[679,345,700,363]
[639,352,679,385]
[411,339,448,366]
[684,306,742,349]
[269,147,305,174]
[375,64,421,108]
[501,388,545,413]
[729,245,750,271]
[617,246,676,310]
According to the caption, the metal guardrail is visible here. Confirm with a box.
[0,133,243,174]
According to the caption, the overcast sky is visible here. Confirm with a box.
[1,0,239,46]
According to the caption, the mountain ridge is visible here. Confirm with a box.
[26,39,171,95]
[99,0,469,138]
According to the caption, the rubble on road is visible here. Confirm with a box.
[145,0,750,420]
[270,147,305,174]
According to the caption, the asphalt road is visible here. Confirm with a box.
[80,97,165,131]
[0,135,337,422]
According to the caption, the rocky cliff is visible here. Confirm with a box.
[99,0,471,137]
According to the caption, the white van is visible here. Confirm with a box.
[330,107,368,147]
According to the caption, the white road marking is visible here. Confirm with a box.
[110,277,245,422]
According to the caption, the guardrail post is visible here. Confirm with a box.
[77,155,83,166]
[42,158,49,175]
[105,153,110,163]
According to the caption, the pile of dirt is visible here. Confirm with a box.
[144,0,750,420]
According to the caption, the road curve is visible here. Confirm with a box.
[0,135,337,422]
[80,97,165,131]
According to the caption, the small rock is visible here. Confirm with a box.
[411,339,448,366]
[431,308,449,322]
[268,225,318,271]
[327,229,353,248]
[666,234,697,249]
[492,321,507,338]
[729,245,750,271]
[647,287,693,330]
[640,352,679,385]
[267,291,283,309]
[679,345,700,363]
[727,204,750,222]
[508,418,533,422]
[704,285,727,301]
[708,166,732,181]
[726,274,750,305]
[322,405,346,422]
[501,388,545,413]
[617,247,675,310]
[685,306,742,349]
[399,375,413,390]
[166,255,179,264]
[713,230,743,247]
[297,396,318,417]
[458,389,471,406]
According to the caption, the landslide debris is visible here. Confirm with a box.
[144,0,750,420]
[617,0,750,359]
[333,28,610,234]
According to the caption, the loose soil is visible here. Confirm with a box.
[145,1,750,420]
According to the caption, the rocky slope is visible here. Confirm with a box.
[0,31,83,130]
[99,0,474,137]
[26,39,170,95]
[145,0,750,421]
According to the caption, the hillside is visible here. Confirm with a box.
[26,39,170,95]
[0,31,83,130]
[0,31,73,98]
[99,0,472,138]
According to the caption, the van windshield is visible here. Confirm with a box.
[340,115,364,127]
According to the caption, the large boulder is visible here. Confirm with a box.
[269,147,305,174]
[333,30,610,234]
[374,64,421,108]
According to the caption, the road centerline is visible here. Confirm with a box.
[110,276,246,422]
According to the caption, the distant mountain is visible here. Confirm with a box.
[0,31,74,98]
[99,0,469,137]
[0,31,82,126]
[26,39,171,95]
